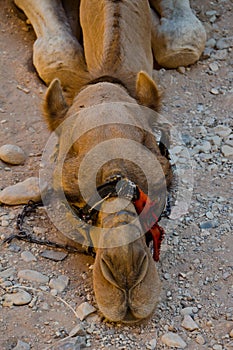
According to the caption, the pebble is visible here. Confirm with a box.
[0,177,48,205]
[76,302,96,321]
[225,134,233,147]
[177,66,186,74]
[161,332,187,348]
[180,307,195,316]
[213,345,223,350]
[221,145,233,158]
[18,269,49,284]
[49,275,69,292]
[210,87,219,95]
[195,334,205,345]
[0,144,26,165]
[181,314,199,331]
[13,340,31,350]
[147,338,157,349]
[216,36,233,50]
[206,38,216,48]
[3,290,32,306]
[230,329,233,337]
[0,267,16,279]
[69,323,87,337]
[212,49,228,60]
[199,141,212,153]
[40,250,68,262]
[213,125,232,138]
[21,251,37,262]
[209,62,219,72]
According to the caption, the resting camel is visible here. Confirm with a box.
[14,0,206,323]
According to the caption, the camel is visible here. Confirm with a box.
[14,0,206,323]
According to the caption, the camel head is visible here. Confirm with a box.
[42,71,170,323]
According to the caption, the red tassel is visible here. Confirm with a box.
[133,188,165,261]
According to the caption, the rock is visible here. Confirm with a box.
[200,221,217,230]
[0,144,26,165]
[0,177,48,205]
[3,290,32,306]
[13,340,31,350]
[210,87,219,95]
[69,323,86,337]
[49,275,69,292]
[212,49,228,60]
[199,141,211,153]
[205,10,217,17]
[206,38,216,48]
[76,302,96,321]
[213,345,223,350]
[18,269,49,284]
[181,314,199,331]
[213,125,232,138]
[209,62,219,72]
[216,36,233,50]
[161,332,187,348]
[21,251,37,262]
[225,134,233,147]
[230,329,233,338]
[221,145,233,158]
[148,338,157,350]
[0,267,16,279]
[40,250,68,262]
[180,307,195,316]
[177,66,186,74]
[195,334,205,345]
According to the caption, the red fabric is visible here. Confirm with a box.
[133,188,165,261]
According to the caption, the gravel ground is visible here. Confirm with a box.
[0,0,232,349]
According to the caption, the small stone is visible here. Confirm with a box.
[206,38,216,48]
[0,267,16,279]
[209,62,219,72]
[18,269,49,284]
[200,221,216,229]
[33,227,46,235]
[216,36,233,50]
[148,338,157,350]
[206,211,214,219]
[205,10,217,16]
[161,332,187,348]
[40,250,68,262]
[69,323,86,337]
[210,88,219,95]
[21,251,37,262]
[13,340,30,350]
[225,134,233,147]
[181,314,199,331]
[213,345,223,350]
[0,144,26,165]
[180,307,195,316]
[3,290,32,306]
[230,329,233,337]
[177,66,185,74]
[76,302,96,321]
[199,141,212,153]
[1,219,9,227]
[212,49,228,60]
[202,47,213,59]
[221,145,233,158]
[0,177,48,205]
[49,275,69,292]
[213,125,232,138]
[195,334,205,345]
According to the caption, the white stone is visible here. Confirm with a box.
[230,329,233,338]
[181,314,199,331]
[3,290,32,306]
[195,334,205,345]
[161,332,187,348]
[199,141,211,153]
[49,275,69,292]
[210,88,219,95]
[209,62,219,72]
[0,267,16,279]
[0,177,48,205]
[213,125,232,138]
[21,251,37,262]
[76,302,96,321]
[225,134,233,147]
[13,340,31,350]
[69,323,86,337]
[18,269,49,284]
[221,145,233,158]
[180,307,194,316]
[0,144,26,165]
[148,338,157,350]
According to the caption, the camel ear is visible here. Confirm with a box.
[136,71,161,110]
[43,79,68,132]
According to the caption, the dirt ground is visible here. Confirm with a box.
[0,1,232,349]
